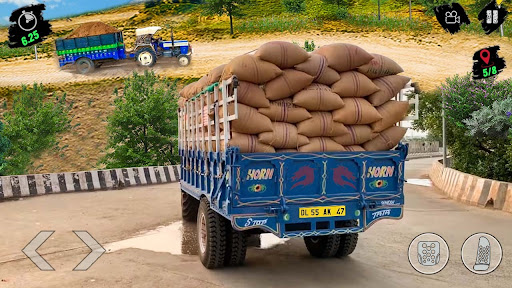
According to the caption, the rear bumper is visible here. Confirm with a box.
[231,205,403,238]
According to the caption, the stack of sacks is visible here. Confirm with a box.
[179,41,411,153]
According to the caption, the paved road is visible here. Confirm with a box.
[0,158,510,288]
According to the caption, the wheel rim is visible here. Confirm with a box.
[78,61,89,73]
[199,212,207,254]
[138,52,153,66]
[179,56,189,66]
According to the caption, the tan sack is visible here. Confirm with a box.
[332,98,382,125]
[258,98,312,123]
[207,64,227,85]
[258,122,309,149]
[255,41,310,69]
[228,132,276,153]
[297,112,349,137]
[191,75,209,96]
[331,71,380,97]
[299,137,346,152]
[363,126,408,151]
[371,101,410,132]
[178,97,187,108]
[293,84,345,111]
[331,125,374,146]
[294,53,340,85]
[357,53,404,79]
[264,69,314,101]
[313,43,373,72]
[222,54,283,84]
[367,75,411,106]
[179,82,197,99]
[222,103,273,134]
[345,145,365,152]
[276,148,298,152]
[235,81,270,108]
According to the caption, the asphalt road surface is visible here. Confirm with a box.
[0,158,511,288]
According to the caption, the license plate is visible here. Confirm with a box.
[299,206,346,218]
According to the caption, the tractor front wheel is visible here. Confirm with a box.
[75,57,95,74]
[136,47,157,67]
[177,54,191,67]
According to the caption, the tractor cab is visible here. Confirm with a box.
[132,26,192,67]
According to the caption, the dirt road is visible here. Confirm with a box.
[0,158,511,288]
[2,32,511,90]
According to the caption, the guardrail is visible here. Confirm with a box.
[429,159,512,213]
[0,165,180,199]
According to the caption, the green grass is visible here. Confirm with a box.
[237,15,320,34]
[0,41,54,60]
[346,14,434,33]
[461,20,512,38]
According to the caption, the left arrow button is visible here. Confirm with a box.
[22,231,55,271]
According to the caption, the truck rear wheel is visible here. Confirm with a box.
[304,235,341,258]
[136,47,157,67]
[197,198,227,269]
[75,57,94,74]
[336,233,358,257]
[224,224,248,266]
[181,191,199,222]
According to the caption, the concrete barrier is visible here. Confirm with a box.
[429,160,512,213]
[403,141,440,154]
[0,165,180,200]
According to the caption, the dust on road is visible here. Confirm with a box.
[1,32,511,91]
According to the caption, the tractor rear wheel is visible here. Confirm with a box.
[136,47,157,67]
[177,54,191,66]
[75,57,94,74]
[304,235,341,258]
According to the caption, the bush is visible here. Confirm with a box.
[282,0,306,13]
[464,98,512,139]
[237,15,318,33]
[0,121,10,175]
[415,0,454,16]
[1,84,71,175]
[100,71,180,169]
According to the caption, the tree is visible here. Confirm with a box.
[0,121,10,175]
[101,71,180,169]
[2,84,71,175]
[282,0,306,13]
[323,0,346,8]
[203,0,249,35]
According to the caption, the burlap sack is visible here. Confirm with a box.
[222,54,283,84]
[331,71,380,97]
[207,64,226,85]
[332,98,382,125]
[258,122,309,149]
[313,43,374,72]
[345,145,365,152]
[297,112,349,137]
[294,53,340,85]
[299,137,346,152]
[255,41,310,69]
[357,53,404,79]
[276,148,298,152]
[228,132,276,153]
[293,84,345,111]
[258,98,312,123]
[331,125,374,146]
[178,97,187,108]
[371,101,410,132]
[179,82,197,99]
[264,69,314,101]
[367,75,411,106]
[363,126,408,151]
[222,103,273,134]
[190,75,209,96]
[236,81,270,108]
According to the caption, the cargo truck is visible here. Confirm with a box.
[178,76,409,269]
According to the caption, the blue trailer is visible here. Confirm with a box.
[55,26,192,74]
[178,77,408,269]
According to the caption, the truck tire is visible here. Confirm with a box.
[197,198,227,269]
[177,54,191,66]
[304,235,341,258]
[224,223,248,266]
[336,233,358,257]
[75,57,94,74]
[181,191,199,222]
[136,47,157,67]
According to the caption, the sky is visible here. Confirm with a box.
[0,0,135,26]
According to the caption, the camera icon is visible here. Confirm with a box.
[445,11,460,24]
